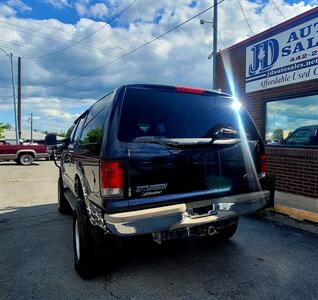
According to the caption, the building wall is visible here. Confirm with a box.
[216,8,318,199]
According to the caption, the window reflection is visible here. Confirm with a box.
[266,95,318,147]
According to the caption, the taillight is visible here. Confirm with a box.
[260,154,267,178]
[100,160,123,197]
[175,86,206,95]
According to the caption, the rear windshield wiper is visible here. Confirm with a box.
[133,136,244,147]
[133,136,180,147]
[204,123,240,139]
[212,138,241,145]
[133,137,219,147]
[204,123,256,142]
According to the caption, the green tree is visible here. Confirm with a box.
[84,128,102,144]
[0,123,12,138]
[271,128,284,141]
[1,123,12,130]
[66,126,73,138]
[0,123,4,139]
[58,130,67,138]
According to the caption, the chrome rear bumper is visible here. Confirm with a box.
[105,190,270,236]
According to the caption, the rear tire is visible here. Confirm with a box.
[73,199,115,279]
[58,176,72,214]
[19,153,33,166]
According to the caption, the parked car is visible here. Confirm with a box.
[284,125,318,146]
[0,143,50,165]
[266,139,280,145]
[46,84,270,279]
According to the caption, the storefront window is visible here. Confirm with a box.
[265,95,318,147]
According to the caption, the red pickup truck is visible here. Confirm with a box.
[0,143,50,165]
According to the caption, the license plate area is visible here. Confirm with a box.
[187,203,217,219]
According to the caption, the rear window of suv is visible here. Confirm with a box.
[118,87,259,142]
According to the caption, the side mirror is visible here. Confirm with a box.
[45,133,57,146]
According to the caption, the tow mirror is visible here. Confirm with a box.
[45,133,57,146]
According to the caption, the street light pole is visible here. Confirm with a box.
[212,0,218,90]
[0,48,19,144]
[200,0,218,90]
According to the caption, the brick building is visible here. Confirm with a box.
[216,7,318,200]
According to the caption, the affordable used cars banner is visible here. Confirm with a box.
[245,11,318,93]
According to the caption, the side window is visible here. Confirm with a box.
[68,123,77,142]
[71,116,87,149]
[85,92,113,125]
[79,108,108,155]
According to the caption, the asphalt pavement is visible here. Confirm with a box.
[1,161,318,300]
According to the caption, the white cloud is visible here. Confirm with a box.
[7,0,32,13]
[40,108,77,121]
[89,3,108,19]
[0,0,31,17]
[0,5,16,18]
[44,0,71,9]
[75,1,109,19]
[0,0,317,132]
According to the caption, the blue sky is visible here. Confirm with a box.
[15,0,316,21]
[0,0,317,134]
[12,1,317,24]
[19,0,125,23]
[18,1,79,24]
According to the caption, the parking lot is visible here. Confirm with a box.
[0,161,318,299]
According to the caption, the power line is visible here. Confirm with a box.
[0,44,43,58]
[0,40,44,55]
[270,0,286,20]
[237,0,254,36]
[0,21,120,58]
[24,18,124,51]
[26,0,137,59]
[217,32,226,49]
[41,0,226,88]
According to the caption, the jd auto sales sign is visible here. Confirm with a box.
[245,13,318,93]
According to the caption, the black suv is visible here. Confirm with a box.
[49,84,270,279]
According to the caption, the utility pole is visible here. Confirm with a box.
[30,113,33,143]
[212,0,218,90]
[10,53,19,144]
[0,48,18,144]
[18,57,22,140]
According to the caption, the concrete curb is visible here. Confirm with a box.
[273,204,318,224]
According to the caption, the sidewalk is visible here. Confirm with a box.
[273,191,318,223]
[259,191,318,235]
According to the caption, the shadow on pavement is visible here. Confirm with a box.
[0,162,40,166]
[0,203,241,280]
[1,203,318,300]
